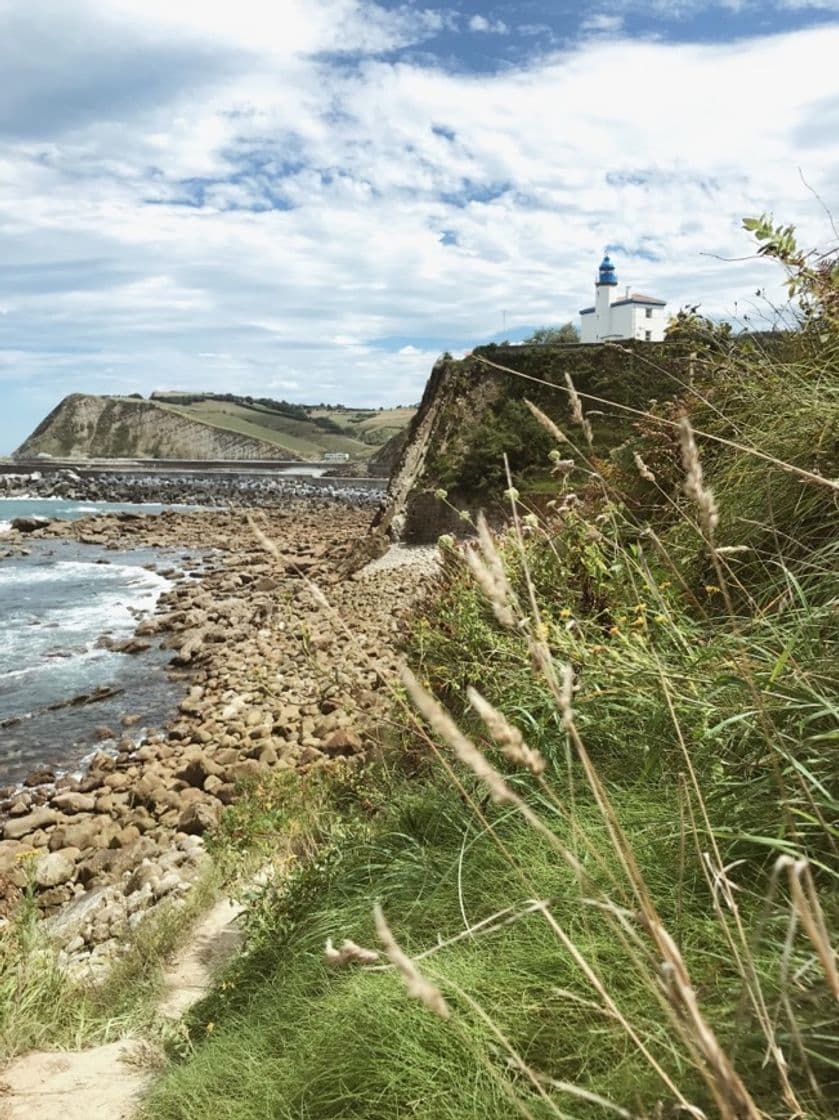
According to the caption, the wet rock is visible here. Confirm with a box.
[23,767,56,788]
[11,515,50,533]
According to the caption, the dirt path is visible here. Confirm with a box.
[0,891,247,1120]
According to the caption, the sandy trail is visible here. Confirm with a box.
[0,892,246,1120]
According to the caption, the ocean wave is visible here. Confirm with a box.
[0,558,170,589]
[0,521,10,533]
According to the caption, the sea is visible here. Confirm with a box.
[0,498,198,787]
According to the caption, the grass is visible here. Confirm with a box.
[141,239,838,1118]
[157,401,378,459]
[0,860,224,1061]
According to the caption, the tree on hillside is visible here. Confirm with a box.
[525,322,580,344]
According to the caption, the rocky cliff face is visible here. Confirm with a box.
[360,339,705,550]
[14,394,300,460]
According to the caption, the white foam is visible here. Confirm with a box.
[0,521,10,533]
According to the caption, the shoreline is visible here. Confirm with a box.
[0,499,437,981]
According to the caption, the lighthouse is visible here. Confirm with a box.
[579,254,667,343]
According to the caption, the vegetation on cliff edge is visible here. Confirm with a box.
[141,222,838,1119]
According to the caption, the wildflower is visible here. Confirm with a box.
[559,607,572,620]
[659,580,671,590]
[632,615,646,627]
[654,614,667,624]
[503,486,520,503]
[206,1022,215,1034]
[437,533,455,551]
[591,644,607,653]
[522,512,539,530]
[458,509,472,522]
[434,487,448,501]
[704,584,721,595]
[634,602,647,612]
[609,625,621,636]
[374,904,451,1020]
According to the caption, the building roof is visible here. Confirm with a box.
[611,292,667,307]
[579,306,595,315]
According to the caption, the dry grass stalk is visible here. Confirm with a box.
[678,417,719,537]
[467,687,546,775]
[401,667,516,806]
[557,663,576,730]
[373,904,451,1020]
[324,938,380,966]
[524,398,569,445]
[564,372,593,446]
[633,452,656,482]
[246,513,282,562]
[653,921,763,1120]
[462,513,517,628]
[779,856,839,999]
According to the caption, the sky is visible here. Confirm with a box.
[1,1,838,453]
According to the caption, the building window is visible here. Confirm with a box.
[645,307,653,319]
[645,330,652,341]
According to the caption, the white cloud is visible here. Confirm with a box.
[0,1,838,450]
[468,14,509,34]
[581,14,625,33]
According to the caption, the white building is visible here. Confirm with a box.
[579,255,667,344]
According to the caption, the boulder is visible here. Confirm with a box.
[35,848,80,888]
[3,807,57,840]
[322,729,364,757]
[176,752,223,788]
[177,800,222,835]
[10,516,50,533]
[51,791,97,815]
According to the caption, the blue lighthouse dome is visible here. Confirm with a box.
[597,254,618,286]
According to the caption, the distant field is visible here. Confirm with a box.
[308,407,416,447]
[156,401,415,460]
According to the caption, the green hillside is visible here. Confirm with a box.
[153,396,416,460]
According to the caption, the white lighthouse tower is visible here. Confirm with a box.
[579,254,667,343]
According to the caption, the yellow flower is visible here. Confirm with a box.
[634,602,647,612]
[654,614,667,624]
[559,607,572,620]
[659,580,671,590]
[206,1022,215,1033]
[608,625,621,636]
[704,584,721,595]
[632,616,646,627]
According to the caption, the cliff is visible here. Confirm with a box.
[14,395,417,462]
[365,336,791,547]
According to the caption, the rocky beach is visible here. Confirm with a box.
[0,492,437,982]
